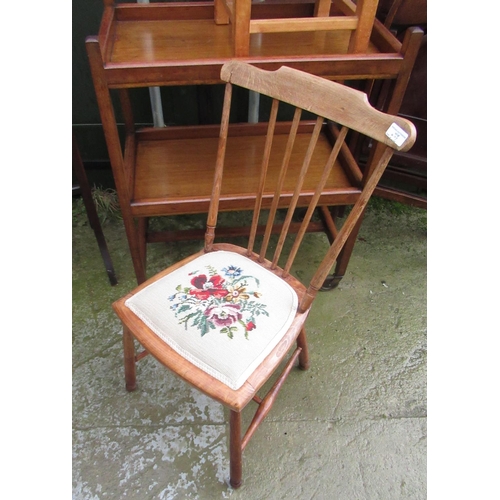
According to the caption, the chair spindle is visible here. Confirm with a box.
[247,98,279,256]
[270,115,324,269]
[299,145,395,312]
[283,125,349,276]
[205,82,233,252]
[259,106,303,262]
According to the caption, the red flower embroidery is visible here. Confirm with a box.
[204,303,242,327]
[189,274,229,300]
[246,321,256,331]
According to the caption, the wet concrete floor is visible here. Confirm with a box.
[72,199,427,499]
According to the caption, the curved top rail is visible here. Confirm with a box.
[221,61,416,152]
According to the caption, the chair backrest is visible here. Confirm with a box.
[205,61,416,311]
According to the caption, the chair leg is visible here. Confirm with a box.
[296,328,310,370]
[122,326,137,392]
[229,410,243,489]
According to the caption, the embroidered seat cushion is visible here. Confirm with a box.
[125,250,299,390]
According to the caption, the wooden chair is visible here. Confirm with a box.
[112,61,416,488]
[214,0,380,56]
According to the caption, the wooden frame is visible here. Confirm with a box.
[113,61,416,488]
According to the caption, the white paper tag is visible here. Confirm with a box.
[385,123,408,147]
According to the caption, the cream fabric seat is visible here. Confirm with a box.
[125,250,298,390]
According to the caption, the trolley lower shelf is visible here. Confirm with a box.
[126,121,362,221]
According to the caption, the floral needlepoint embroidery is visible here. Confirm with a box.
[189,274,228,300]
[168,264,269,339]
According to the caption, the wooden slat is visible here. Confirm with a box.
[348,0,378,53]
[241,347,302,450]
[214,0,230,24]
[271,116,323,269]
[336,0,357,16]
[370,17,403,53]
[327,123,363,184]
[122,133,136,199]
[98,5,116,63]
[205,82,232,251]
[314,0,332,17]
[118,89,135,136]
[233,0,252,56]
[301,146,395,311]
[283,125,348,275]
[260,106,302,262]
[373,186,427,209]
[248,99,280,255]
[249,16,358,34]
[135,350,149,362]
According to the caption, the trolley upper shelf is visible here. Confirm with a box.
[88,1,420,88]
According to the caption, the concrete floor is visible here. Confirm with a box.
[72,199,427,499]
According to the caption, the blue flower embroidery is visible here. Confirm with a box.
[222,265,243,278]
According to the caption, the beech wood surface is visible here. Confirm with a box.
[112,60,417,488]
